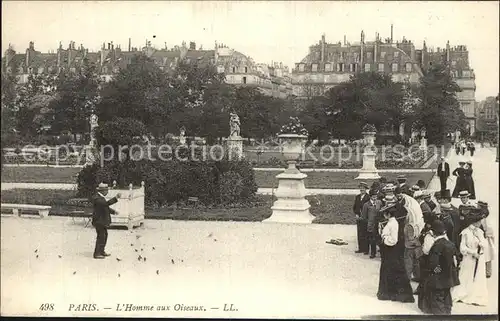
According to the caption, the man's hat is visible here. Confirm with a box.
[431,219,446,235]
[369,189,378,196]
[417,180,426,188]
[440,156,445,160]
[462,212,485,227]
[466,161,472,165]
[458,161,465,165]
[423,190,432,199]
[96,182,109,191]
[359,182,369,189]
[397,175,407,181]
[458,190,470,198]
[383,183,396,192]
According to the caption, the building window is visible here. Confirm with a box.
[394,51,399,58]
[325,63,332,72]
[299,64,305,72]
[405,63,412,72]
[364,64,371,72]
[367,52,372,59]
[391,63,398,72]
[312,64,318,72]
[242,77,247,84]
[337,63,344,72]
[378,63,384,72]
[350,63,356,72]
[102,67,108,74]
[463,70,471,77]
[217,65,225,73]
[232,67,236,73]
[244,66,248,73]
[380,51,386,59]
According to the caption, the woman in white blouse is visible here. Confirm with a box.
[451,214,489,306]
[377,204,415,303]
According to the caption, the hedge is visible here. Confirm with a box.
[76,156,258,207]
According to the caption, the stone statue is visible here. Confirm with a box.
[229,113,240,137]
[179,126,186,145]
[90,114,98,128]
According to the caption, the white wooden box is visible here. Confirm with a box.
[106,181,145,229]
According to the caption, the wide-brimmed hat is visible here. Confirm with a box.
[458,161,465,165]
[359,182,369,189]
[477,201,488,208]
[397,175,407,181]
[383,183,396,192]
[380,203,397,213]
[466,161,472,165]
[410,185,420,192]
[462,212,485,226]
[96,182,109,191]
[423,190,432,199]
[369,189,378,196]
[458,190,470,198]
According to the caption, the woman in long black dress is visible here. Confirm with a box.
[463,161,476,199]
[377,204,415,303]
[452,162,467,198]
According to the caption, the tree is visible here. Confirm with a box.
[415,64,466,144]
[51,59,102,139]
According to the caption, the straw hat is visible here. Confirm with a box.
[96,182,109,191]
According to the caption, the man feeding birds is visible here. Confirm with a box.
[92,183,121,259]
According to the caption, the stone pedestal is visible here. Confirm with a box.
[264,134,314,224]
[227,136,244,160]
[179,136,186,145]
[107,181,145,230]
[356,131,380,180]
[420,138,427,150]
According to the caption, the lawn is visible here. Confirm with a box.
[1,166,436,189]
[1,166,81,183]
[0,189,356,225]
[254,170,436,189]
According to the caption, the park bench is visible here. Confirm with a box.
[187,197,199,208]
[1,203,51,218]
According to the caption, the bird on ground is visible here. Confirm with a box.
[156,270,159,275]
[171,259,175,264]
[116,258,122,262]
[36,255,39,259]
[208,233,213,237]
[34,249,38,253]
[143,257,147,262]
[152,247,155,250]
[138,255,142,261]
[58,255,62,258]
[73,271,76,275]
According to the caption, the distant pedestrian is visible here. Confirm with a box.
[353,182,371,254]
[397,175,411,195]
[92,183,121,259]
[468,142,476,157]
[437,157,450,196]
[452,162,467,198]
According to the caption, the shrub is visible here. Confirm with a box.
[76,157,258,207]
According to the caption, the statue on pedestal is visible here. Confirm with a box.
[85,113,99,166]
[179,126,186,145]
[229,113,240,138]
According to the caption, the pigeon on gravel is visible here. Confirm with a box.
[36,255,39,259]
[58,255,62,258]
[208,233,213,237]
[171,259,175,264]
[34,249,38,253]
[143,257,147,262]
[116,258,122,262]
[138,255,142,261]
[73,271,76,275]
[152,247,155,250]
[156,270,159,275]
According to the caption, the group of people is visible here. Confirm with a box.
[352,172,494,315]
[455,140,475,156]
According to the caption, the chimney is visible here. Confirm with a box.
[128,38,131,51]
[374,32,378,63]
[189,41,196,50]
[321,33,325,63]
[390,24,393,43]
[344,35,346,46]
[29,41,34,50]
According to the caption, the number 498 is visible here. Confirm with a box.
[39,303,54,311]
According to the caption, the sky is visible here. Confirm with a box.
[2,1,499,100]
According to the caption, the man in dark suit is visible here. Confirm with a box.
[424,220,460,315]
[397,175,411,195]
[353,182,371,254]
[361,189,382,258]
[414,191,433,217]
[92,183,121,259]
[437,157,450,196]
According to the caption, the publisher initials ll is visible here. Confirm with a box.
[223,304,236,311]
